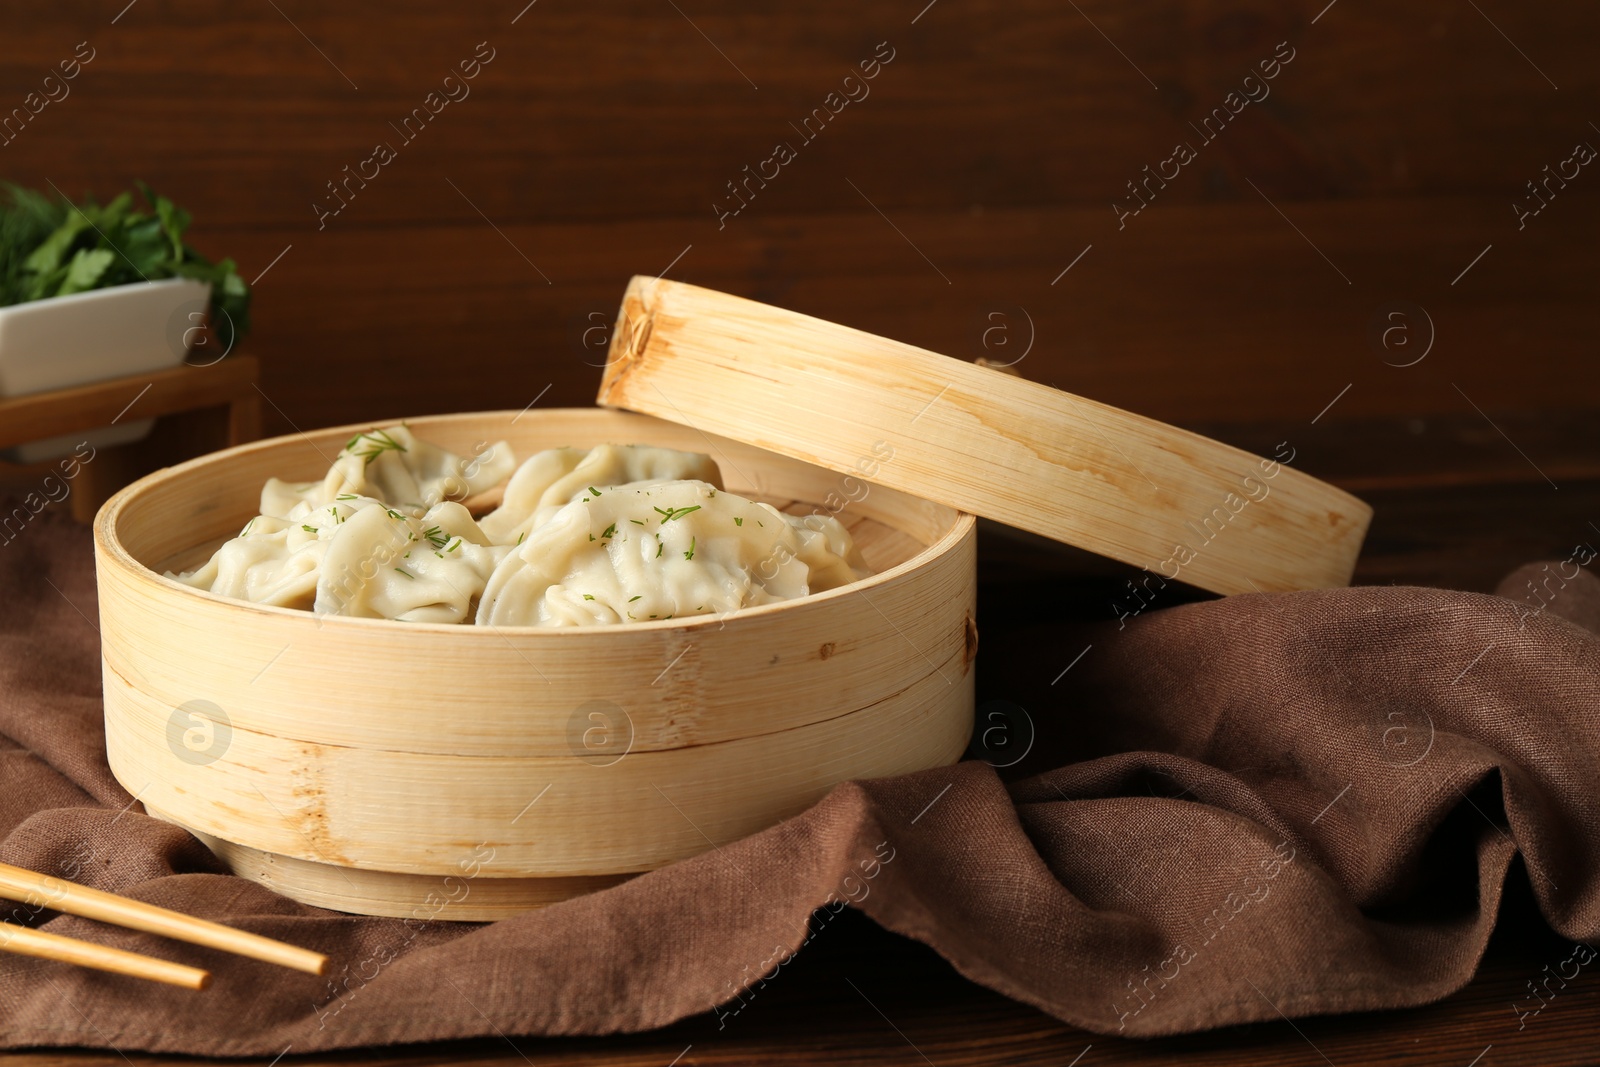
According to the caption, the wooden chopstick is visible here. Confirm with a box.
[0,920,211,990]
[0,861,329,977]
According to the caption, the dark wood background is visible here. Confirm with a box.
[3,1,1599,1063]
[1,0,1595,437]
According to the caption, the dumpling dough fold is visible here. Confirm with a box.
[477,479,866,627]
[477,444,722,544]
[261,425,515,519]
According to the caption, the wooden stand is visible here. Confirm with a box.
[0,357,261,522]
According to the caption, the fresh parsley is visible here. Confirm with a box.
[0,181,250,347]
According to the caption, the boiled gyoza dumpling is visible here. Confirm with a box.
[176,428,874,627]
[168,513,328,608]
[476,479,867,627]
[477,444,722,544]
[168,495,388,608]
[261,426,516,519]
[314,500,508,623]
[175,496,509,624]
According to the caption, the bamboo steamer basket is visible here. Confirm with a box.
[96,277,1371,921]
[599,276,1372,595]
[97,409,977,920]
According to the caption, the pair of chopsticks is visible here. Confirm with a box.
[0,861,328,989]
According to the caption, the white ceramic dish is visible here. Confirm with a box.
[0,277,212,463]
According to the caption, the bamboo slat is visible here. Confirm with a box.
[598,276,1372,595]
[96,409,975,914]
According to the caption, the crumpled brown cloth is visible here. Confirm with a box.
[1,503,1598,1054]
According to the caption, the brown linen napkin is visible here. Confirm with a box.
[1,502,1597,1053]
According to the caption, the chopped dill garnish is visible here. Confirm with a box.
[385,508,406,521]
[301,524,317,533]
[734,517,743,526]
[515,531,526,545]
[600,522,617,539]
[240,518,256,536]
[684,537,696,561]
[583,593,595,601]
[444,537,462,553]
[629,595,642,602]
[346,429,408,466]
[336,493,358,501]
[423,526,448,549]
[653,505,702,523]
[655,535,664,558]
[588,486,601,497]
[630,518,645,525]
[589,533,596,542]
[394,566,415,579]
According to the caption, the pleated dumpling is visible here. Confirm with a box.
[261,426,515,519]
[176,429,874,627]
[314,500,508,624]
[174,497,508,624]
[476,479,867,627]
[477,444,722,544]
[166,495,379,609]
[168,514,327,609]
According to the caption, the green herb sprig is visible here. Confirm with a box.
[345,429,408,466]
[0,181,251,347]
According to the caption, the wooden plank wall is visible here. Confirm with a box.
[0,1,1593,445]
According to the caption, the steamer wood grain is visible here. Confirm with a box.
[599,276,1371,595]
[95,410,975,914]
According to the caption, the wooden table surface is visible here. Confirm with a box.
[2,0,1597,1062]
[6,414,1596,1067]
[10,905,1600,1067]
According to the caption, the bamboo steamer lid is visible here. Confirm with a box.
[597,276,1371,595]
